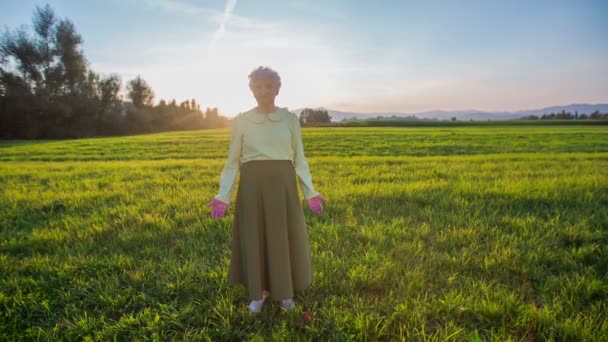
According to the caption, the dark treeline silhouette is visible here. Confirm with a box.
[520,110,608,120]
[338,110,608,123]
[299,108,331,125]
[0,5,229,140]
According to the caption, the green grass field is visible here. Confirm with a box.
[1,126,607,340]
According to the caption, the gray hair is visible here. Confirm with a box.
[248,66,281,89]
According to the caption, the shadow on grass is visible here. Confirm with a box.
[0,140,63,148]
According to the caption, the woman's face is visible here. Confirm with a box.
[250,78,279,106]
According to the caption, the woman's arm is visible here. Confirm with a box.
[214,118,243,204]
[292,116,321,200]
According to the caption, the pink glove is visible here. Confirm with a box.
[206,199,228,219]
[306,195,327,215]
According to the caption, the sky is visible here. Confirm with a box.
[1,0,607,116]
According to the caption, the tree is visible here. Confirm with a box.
[180,100,190,111]
[1,26,41,91]
[127,75,154,108]
[590,111,601,120]
[191,98,199,111]
[98,74,121,110]
[54,18,87,95]
[33,4,56,95]
[1,4,229,138]
[0,4,95,138]
[205,107,219,126]
[299,108,331,124]
[555,110,572,120]
[0,5,87,97]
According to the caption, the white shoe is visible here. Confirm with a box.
[280,298,295,310]
[248,292,268,313]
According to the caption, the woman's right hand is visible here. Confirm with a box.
[306,195,327,215]
[207,199,229,219]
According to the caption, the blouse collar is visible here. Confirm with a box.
[244,107,286,123]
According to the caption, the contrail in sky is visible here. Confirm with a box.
[209,0,238,50]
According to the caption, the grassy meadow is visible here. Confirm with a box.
[1,126,607,340]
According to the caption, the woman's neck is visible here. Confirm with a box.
[256,104,277,114]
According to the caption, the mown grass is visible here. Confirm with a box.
[1,126,607,340]
[1,126,607,161]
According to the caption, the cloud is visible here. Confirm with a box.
[208,0,238,50]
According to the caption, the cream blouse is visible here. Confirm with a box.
[214,107,321,204]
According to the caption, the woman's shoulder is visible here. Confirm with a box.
[278,107,299,122]
[235,107,298,124]
[233,109,256,125]
[235,108,256,119]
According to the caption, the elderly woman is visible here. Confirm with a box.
[207,66,326,313]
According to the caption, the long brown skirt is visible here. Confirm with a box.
[228,160,313,300]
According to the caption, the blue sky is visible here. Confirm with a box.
[1,0,607,116]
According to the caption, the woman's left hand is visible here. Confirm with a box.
[207,199,229,219]
[306,195,327,215]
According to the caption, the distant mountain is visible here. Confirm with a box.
[292,104,608,122]
[513,104,608,117]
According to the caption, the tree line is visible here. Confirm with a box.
[299,108,331,125]
[0,5,229,139]
[520,110,608,120]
